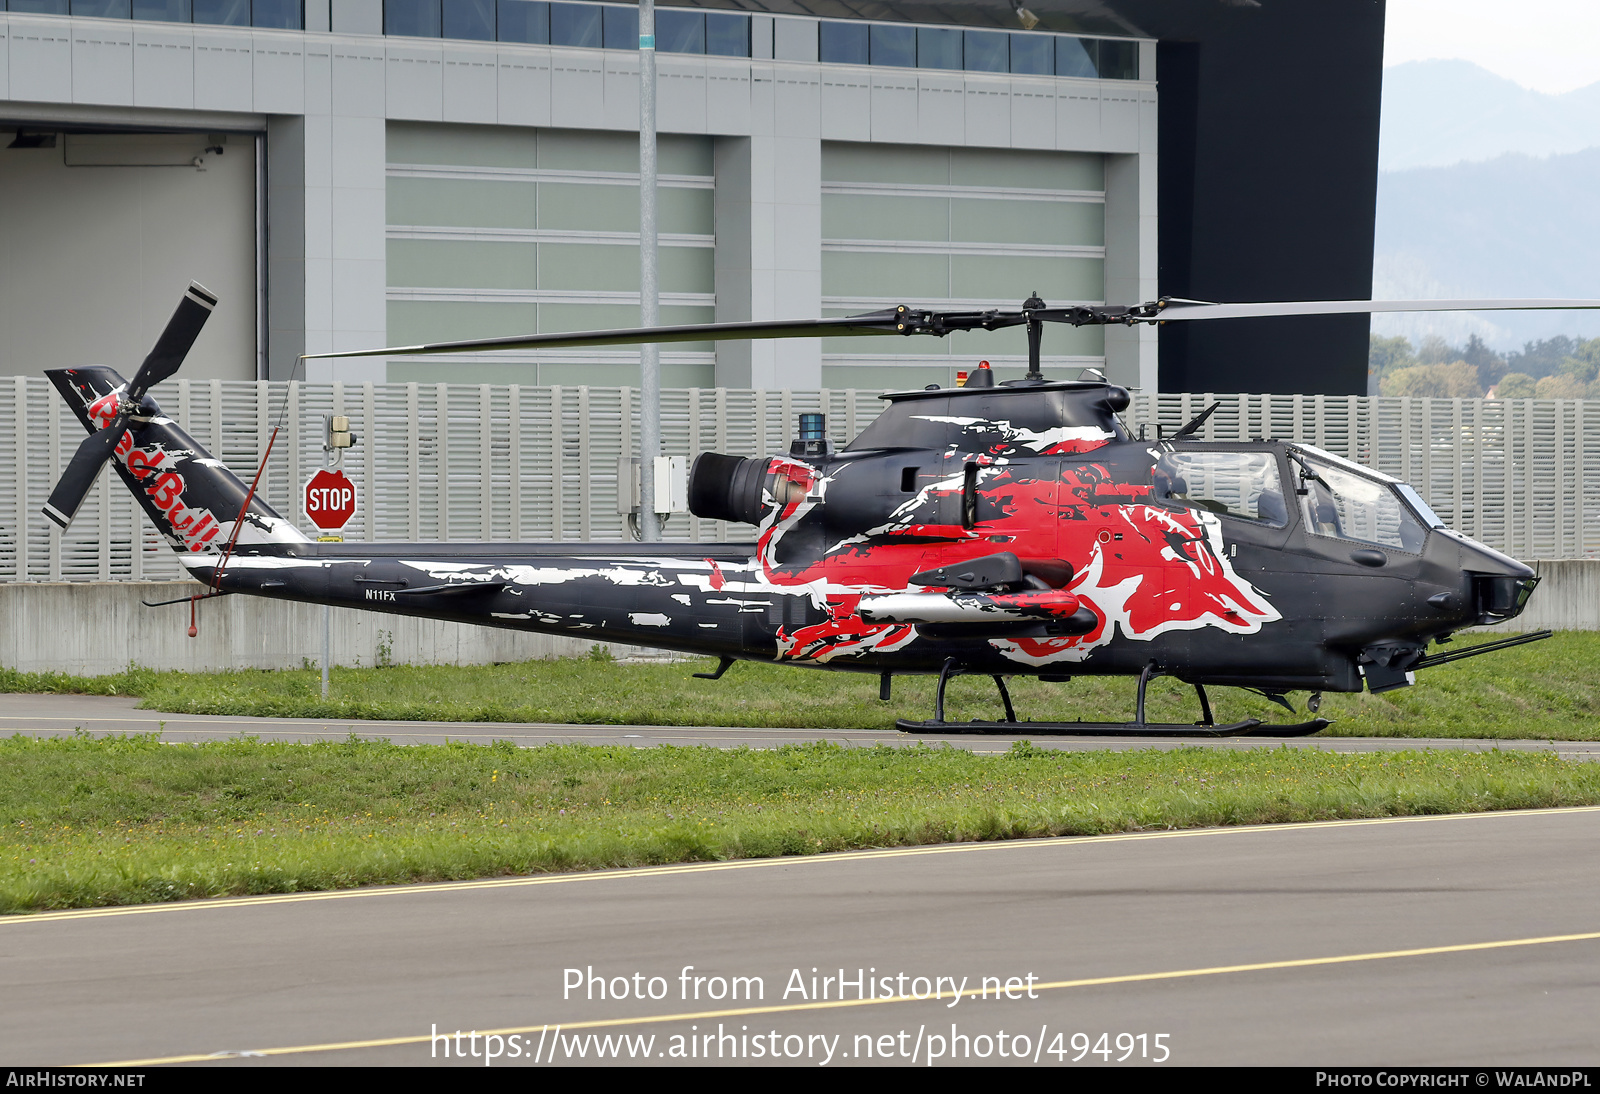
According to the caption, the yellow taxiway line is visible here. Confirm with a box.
[27,805,1597,1065]
[88,926,1600,1066]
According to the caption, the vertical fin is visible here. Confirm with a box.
[46,367,308,556]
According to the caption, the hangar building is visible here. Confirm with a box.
[0,0,1382,395]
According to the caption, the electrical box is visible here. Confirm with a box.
[617,455,688,515]
[323,414,356,450]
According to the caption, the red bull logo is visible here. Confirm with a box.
[85,387,223,552]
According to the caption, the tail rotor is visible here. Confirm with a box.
[42,282,217,529]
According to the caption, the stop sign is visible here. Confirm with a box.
[304,468,357,532]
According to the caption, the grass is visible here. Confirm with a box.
[2,733,1597,913]
[1,631,1597,739]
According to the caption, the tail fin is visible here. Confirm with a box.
[47,367,309,554]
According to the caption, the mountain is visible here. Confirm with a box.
[1371,146,1600,348]
[1379,60,1600,170]
[1371,60,1600,349]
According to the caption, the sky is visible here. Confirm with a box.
[1384,0,1600,94]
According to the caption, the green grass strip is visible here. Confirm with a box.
[2,734,1597,913]
[2,631,1596,738]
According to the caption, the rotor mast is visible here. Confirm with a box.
[1023,291,1046,382]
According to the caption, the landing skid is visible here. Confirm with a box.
[895,717,1332,737]
[897,659,1332,738]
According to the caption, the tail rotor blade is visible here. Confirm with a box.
[127,282,217,400]
[45,283,215,532]
[42,414,130,529]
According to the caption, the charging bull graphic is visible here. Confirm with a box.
[744,440,1278,667]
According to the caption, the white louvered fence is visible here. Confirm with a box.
[4,377,1599,582]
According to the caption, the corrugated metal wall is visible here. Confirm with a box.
[4,376,1599,582]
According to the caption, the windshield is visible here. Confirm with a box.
[1295,453,1427,552]
[1152,450,1288,526]
[1395,483,1447,530]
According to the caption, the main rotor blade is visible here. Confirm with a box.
[127,282,218,399]
[300,296,1600,363]
[300,312,907,360]
[42,414,129,530]
[1152,298,1600,322]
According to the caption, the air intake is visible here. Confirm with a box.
[688,453,776,525]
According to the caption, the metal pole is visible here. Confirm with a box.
[638,0,661,540]
[321,603,330,699]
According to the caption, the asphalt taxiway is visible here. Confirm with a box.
[7,693,1600,1067]
[6,807,1600,1066]
[4,692,1599,758]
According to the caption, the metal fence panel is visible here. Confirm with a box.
[4,379,1599,581]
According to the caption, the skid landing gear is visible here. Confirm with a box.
[894,660,1331,737]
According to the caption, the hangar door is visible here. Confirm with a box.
[819,142,1107,391]
[0,129,258,382]
[385,121,716,388]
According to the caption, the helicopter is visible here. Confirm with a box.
[39,285,1587,735]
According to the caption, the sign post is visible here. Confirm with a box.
[304,468,357,698]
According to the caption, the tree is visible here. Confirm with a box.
[1535,373,1587,398]
[1495,372,1537,398]
[1416,334,1460,365]
[1555,338,1600,384]
[1369,334,1415,373]
[1462,334,1507,387]
[1380,361,1484,398]
[1506,336,1579,380]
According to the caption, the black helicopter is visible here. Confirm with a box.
[41,286,1581,735]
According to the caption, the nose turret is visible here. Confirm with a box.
[1452,536,1539,626]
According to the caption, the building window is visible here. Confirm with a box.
[71,0,129,16]
[916,26,960,70]
[817,18,1135,80]
[251,0,298,27]
[132,0,191,19]
[1056,35,1096,78]
[656,8,703,53]
[601,3,634,48]
[704,12,748,57]
[49,0,298,26]
[1008,32,1051,75]
[11,0,1121,72]
[195,0,250,23]
[442,0,493,40]
[1096,39,1138,79]
[963,29,1008,73]
[869,23,915,68]
[384,0,440,36]
[497,0,548,43]
[549,0,600,47]
[819,21,868,65]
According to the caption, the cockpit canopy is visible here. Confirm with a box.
[1150,443,1439,553]
[1291,453,1431,553]
[1152,450,1289,526]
